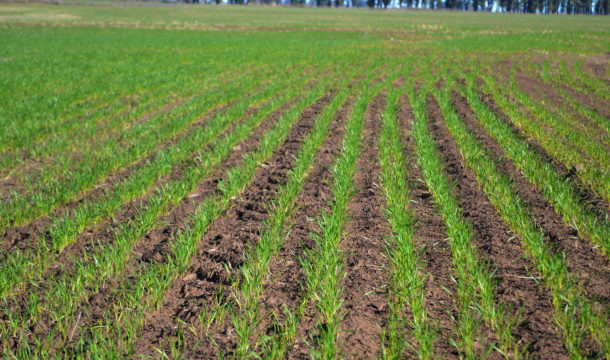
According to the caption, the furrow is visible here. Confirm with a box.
[338,91,391,359]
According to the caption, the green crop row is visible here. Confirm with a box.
[436,75,609,358]
[0,62,243,176]
[0,67,325,355]
[531,59,610,136]
[378,81,437,360]
[504,65,609,171]
[0,41,197,155]
[301,70,395,359]
[74,73,338,360]
[409,74,524,358]
[481,71,610,204]
[0,65,277,233]
[572,61,610,101]
[0,64,318,300]
[525,60,610,150]
[459,71,610,256]
[230,71,359,359]
[49,65,316,252]
[0,27,269,158]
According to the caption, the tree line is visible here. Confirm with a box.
[218,0,609,14]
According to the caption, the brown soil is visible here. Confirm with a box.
[425,94,570,359]
[130,90,334,359]
[397,94,459,358]
[266,93,352,360]
[336,92,390,358]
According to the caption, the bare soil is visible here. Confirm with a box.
[337,92,390,358]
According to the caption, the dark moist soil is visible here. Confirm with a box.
[398,94,460,359]
[425,94,571,359]
[131,91,334,359]
[476,81,610,215]
[424,94,503,359]
[264,93,352,360]
[449,91,610,302]
[1,95,294,357]
[336,92,391,359]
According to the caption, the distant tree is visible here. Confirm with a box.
[595,0,608,13]
[220,0,607,15]
[549,0,560,12]
[501,0,518,12]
